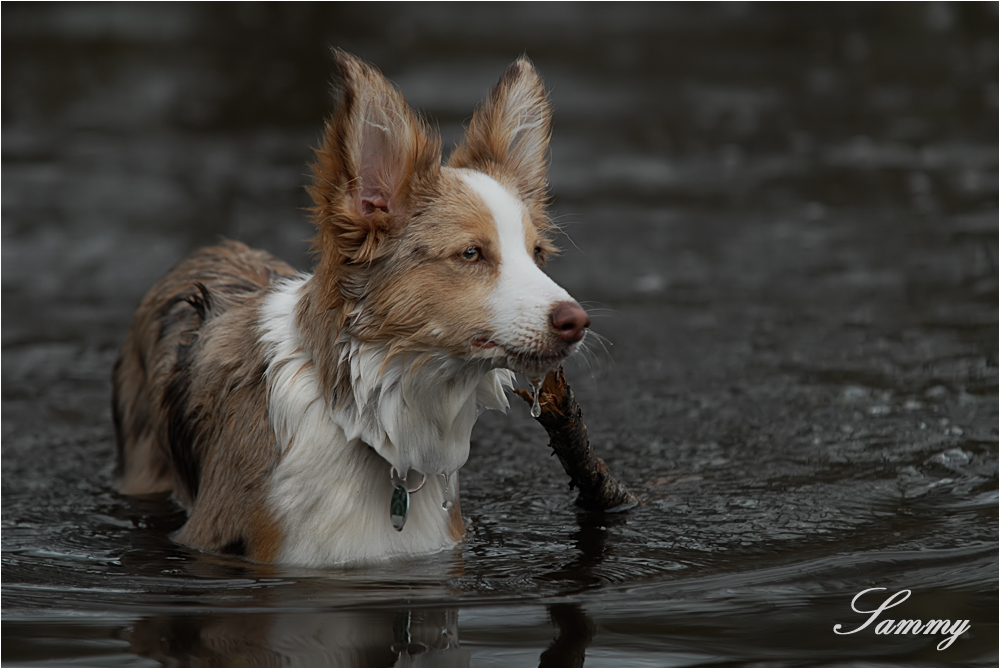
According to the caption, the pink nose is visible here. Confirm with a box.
[550,301,591,343]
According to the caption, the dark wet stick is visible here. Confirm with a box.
[515,367,639,512]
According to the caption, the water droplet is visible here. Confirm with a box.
[440,472,458,511]
[530,378,543,418]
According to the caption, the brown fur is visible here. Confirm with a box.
[448,58,558,255]
[113,241,295,561]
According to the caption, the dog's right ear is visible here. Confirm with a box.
[309,50,441,266]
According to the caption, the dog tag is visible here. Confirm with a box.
[390,481,409,531]
[390,468,427,531]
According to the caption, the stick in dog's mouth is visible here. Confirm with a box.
[516,367,639,513]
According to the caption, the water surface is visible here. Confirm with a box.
[3,4,997,666]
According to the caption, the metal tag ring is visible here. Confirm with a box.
[391,467,427,494]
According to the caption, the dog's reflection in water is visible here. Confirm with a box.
[123,603,599,667]
[123,607,468,667]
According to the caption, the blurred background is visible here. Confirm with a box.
[3,3,997,666]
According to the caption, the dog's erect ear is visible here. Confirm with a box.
[309,50,441,264]
[448,57,552,203]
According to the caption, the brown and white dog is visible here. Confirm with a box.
[112,51,590,566]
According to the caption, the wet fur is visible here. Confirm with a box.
[113,51,581,566]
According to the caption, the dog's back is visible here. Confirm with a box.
[113,241,297,555]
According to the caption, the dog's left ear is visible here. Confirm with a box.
[448,57,552,203]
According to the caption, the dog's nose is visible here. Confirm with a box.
[550,302,590,343]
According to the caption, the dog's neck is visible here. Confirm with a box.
[263,274,513,478]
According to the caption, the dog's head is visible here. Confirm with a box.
[308,50,589,380]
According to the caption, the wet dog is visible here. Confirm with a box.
[112,50,589,566]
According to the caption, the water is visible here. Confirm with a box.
[530,379,543,419]
[2,4,997,666]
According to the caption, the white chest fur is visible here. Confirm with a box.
[258,277,511,566]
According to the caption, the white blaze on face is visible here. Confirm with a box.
[458,171,574,360]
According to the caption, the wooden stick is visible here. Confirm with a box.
[515,367,639,512]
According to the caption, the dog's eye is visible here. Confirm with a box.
[533,246,545,264]
[461,247,481,262]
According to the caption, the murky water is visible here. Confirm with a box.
[3,4,997,666]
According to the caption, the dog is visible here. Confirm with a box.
[112,50,590,566]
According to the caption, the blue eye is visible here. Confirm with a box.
[461,247,481,262]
